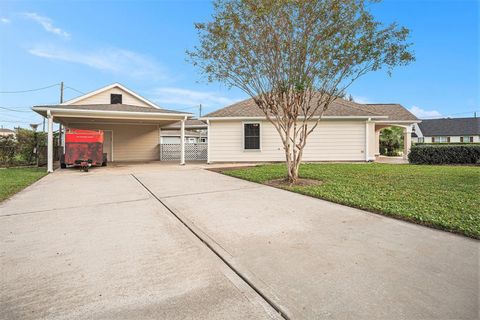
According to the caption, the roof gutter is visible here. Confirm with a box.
[32,107,192,119]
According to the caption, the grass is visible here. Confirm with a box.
[0,167,47,202]
[223,163,480,239]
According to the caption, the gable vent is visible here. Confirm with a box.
[110,94,122,104]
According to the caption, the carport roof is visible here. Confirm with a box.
[33,104,190,115]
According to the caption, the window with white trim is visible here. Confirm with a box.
[244,123,260,150]
[435,136,448,143]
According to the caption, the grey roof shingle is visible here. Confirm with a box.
[33,104,191,115]
[418,117,480,136]
[204,96,417,121]
[362,104,418,121]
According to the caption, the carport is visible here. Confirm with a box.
[32,104,192,172]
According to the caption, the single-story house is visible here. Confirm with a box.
[411,117,480,143]
[201,97,419,163]
[32,83,193,172]
[160,119,208,144]
[32,83,420,171]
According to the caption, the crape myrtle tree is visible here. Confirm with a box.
[187,0,414,183]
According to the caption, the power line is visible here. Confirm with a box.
[0,120,35,124]
[421,110,479,119]
[64,86,85,95]
[0,106,32,113]
[0,83,60,94]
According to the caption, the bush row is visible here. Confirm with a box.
[408,144,480,164]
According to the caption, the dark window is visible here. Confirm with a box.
[110,94,122,104]
[470,136,474,143]
[244,123,260,150]
[460,137,464,143]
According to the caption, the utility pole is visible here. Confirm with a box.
[199,104,202,118]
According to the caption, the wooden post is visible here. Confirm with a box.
[180,117,186,165]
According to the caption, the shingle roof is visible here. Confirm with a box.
[204,96,417,121]
[33,104,190,115]
[0,128,15,133]
[362,104,418,121]
[418,117,480,136]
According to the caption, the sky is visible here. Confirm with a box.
[0,0,478,130]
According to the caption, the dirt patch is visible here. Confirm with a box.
[266,178,323,188]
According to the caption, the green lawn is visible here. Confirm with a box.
[0,168,47,202]
[223,163,480,239]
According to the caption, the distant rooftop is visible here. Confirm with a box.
[418,117,480,136]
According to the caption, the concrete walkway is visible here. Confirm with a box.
[1,163,478,319]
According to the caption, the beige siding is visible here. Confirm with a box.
[69,87,152,108]
[67,123,159,161]
[209,120,366,162]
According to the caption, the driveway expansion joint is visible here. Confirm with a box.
[130,173,290,320]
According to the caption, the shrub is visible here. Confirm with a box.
[408,144,480,164]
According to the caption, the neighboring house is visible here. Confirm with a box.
[412,117,480,143]
[160,119,208,144]
[0,128,15,137]
[32,83,193,172]
[201,97,419,163]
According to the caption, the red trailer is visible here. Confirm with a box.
[61,129,107,171]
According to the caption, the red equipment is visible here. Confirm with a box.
[61,129,107,171]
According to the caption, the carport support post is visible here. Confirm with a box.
[47,110,54,173]
[180,117,186,165]
[403,127,412,160]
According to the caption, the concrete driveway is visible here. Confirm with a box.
[1,163,478,319]
[0,165,280,320]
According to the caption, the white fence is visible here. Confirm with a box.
[160,143,208,161]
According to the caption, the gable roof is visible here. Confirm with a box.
[418,117,480,136]
[203,95,417,121]
[362,104,418,121]
[61,83,160,109]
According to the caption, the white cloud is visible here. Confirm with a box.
[23,12,70,39]
[1,18,10,24]
[409,106,442,118]
[152,87,241,108]
[29,45,167,80]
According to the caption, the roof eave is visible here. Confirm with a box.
[32,107,192,120]
[200,115,389,121]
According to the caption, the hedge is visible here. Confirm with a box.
[408,144,480,164]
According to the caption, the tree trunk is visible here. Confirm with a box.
[286,150,301,184]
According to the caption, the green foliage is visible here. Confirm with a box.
[379,127,403,156]
[0,168,47,202]
[408,144,480,164]
[0,135,17,167]
[223,163,480,238]
[0,129,47,167]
